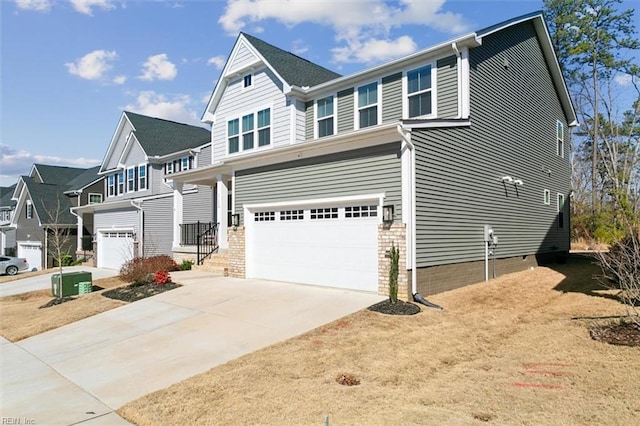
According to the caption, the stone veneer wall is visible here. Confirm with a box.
[378,223,409,300]
[228,227,246,278]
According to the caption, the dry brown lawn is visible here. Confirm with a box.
[0,277,127,341]
[119,257,640,425]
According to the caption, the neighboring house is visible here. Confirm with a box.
[10,164,102,270]
[73,111,212,270]
[171,11,577,297]
[0,185,17,256]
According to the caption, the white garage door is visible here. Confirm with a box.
[97,231,134,270]
[247,203,379,292]
[18,242,42,270]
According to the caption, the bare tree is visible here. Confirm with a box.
[42,197,76,279]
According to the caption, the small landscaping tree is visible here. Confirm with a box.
[43,197,75,282]
[388,242,400,304]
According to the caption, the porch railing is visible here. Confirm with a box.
[180,222,219,265]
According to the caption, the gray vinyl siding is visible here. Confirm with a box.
[105,120,134,170]
[436,55,458,118]
[235,142,402,223]
[15,196,43,243]
[212,67,288,160]
[295,99,306,142]
[4,229,16,252]
[122,138,146,165]
[382,72,402,123]
[304,101,314,140]
[337,88,354,133]
[414,21,571,268]
[231,42,259,71]
[141,197,173,256]
[79,180,105,206]
[198,144,212,167]
[183,188,214,224]
[94,208,139,235]
[150,163,171,195]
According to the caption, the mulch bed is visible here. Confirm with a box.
[590,321,640,347]
[368,299,421,315]
[102,282,181,303]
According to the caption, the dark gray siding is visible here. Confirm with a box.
[235,143,403,223]
[414,21,571,268]
[15,198,43,243]
[382,72,402,123]
[337,88,354,133]
[184,188,214,223]
[305,101,314,140]
[436,55,458,118]
[142,196,173,256]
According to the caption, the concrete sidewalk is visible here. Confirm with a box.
[1,272,384,424]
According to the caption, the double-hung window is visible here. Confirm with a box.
[317,95,334,138]
[257,108,270,146]
[358,82,378,128]
[242,113,254,150]
[138,164,147,190]
[127,167,136,192]
[557,121,564,157]
[407,64,433,118]
[228,119,240,154]
[117,171,125,195]
[108,175,115,197]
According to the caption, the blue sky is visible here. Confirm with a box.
[0,0,635,186]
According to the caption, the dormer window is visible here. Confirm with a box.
[243,74,252,88]
[406,64,433,118]
[317,95,335,138]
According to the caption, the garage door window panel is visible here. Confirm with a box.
[310,207,338,219]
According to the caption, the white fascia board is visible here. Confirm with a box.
[11,178,26,201]
[29,165,43,181]
[294,33,480,100]
[116,133,144,169]
[150,141,211,162]
[401,119,471,130]
[99,112,130,174]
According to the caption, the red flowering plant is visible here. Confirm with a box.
[153,270,171,285]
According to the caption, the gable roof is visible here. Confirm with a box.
[21,176,75,225]
[32,164,89,186]
[65,166,102,193]
[0,185,16,209]
[124,111,211,157]
[241,33,341,87]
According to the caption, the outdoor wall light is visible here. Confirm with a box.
[231,213,240,228]
[501,176,514,184]
[382,205,394,224]
[513,179,524,186]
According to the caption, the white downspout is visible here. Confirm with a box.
[130,200,143,256]
[396,124,417,296]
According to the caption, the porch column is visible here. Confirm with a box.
[76,213,83,252]
[173,182,184,248]
[216,176,228,249]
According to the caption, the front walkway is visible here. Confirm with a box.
[1,271,384,424]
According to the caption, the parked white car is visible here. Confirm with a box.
[0,256,30,276]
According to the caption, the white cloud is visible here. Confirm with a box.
[207,55,226,69]
[614,74,633,86]
[113,75,127,84]
[70,0,115,16]
[122,91,201,126]
[219,0,468,64]
[0,144,100,186]
[332,35,417,64]
[65,50,117,81]
[139,54,178,81]
[15,0,52,12]
[291,39,309,55]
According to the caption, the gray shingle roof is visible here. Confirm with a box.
[66,166,101,192]
[34,164,89,186]
[242,33,341,87]
[0,185,16,208]
[22,177,75,225]
[125,112,211,157]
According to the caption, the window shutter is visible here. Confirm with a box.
[135,166,139,191]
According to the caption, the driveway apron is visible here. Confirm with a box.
[1,272,384,424]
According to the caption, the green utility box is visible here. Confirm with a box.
[51,271,93,297]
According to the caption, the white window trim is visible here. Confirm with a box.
[138,163,148,191]
[88,193,103,204]
[26,200,33,219]
[117,171,125,195]
[354,80,382,130]
[126,166,136,192]
[107,174,115,198]
[557,120,564,158]
[314,93,337,139]
[226,105,273,156]
[402,61,437,119]
[544,189,551,205]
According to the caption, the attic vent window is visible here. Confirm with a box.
[26,200,33,219]
[243,74,252,88]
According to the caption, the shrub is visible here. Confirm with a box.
[53,254,74,267]
[153,270,171,285]
[179,259,195,271]
[119,255,179,284]
[388,242,399,304]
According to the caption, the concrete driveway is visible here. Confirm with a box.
[0,266,119,298]
[1,272,384,424]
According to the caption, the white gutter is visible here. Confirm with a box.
[130,200,143,257]
[396,124,417,296]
